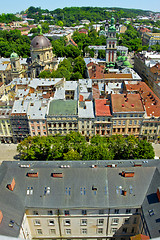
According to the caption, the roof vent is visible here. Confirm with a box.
[0,211,3,224]
[131,104,134,107]
[107,164,117,168]
[122,104,124,107]
[19,164,30,168]
[27,172,38,177]
[121,171,134,177]
[134,163,142,167]
[52,173,63,178]
[7,178,15,191]
[91,164,97,168]
[157,187,160,202]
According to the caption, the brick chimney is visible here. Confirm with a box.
[7,178,15,191]
[0,211,3,224]
[157,187,160,202]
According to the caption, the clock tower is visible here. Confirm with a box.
[106,15,117,67]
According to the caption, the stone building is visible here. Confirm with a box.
[47,99,78,136]
[28,34,55,78]
[0,160,160,239]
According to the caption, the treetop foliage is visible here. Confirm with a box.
[17,133,155,161]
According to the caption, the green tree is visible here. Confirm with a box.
[73,56,86,78]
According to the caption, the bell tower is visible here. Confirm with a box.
[106,15,117,67]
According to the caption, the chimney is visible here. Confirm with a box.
[0,211,3,224]
[7,178,15,191]
[123,190,127,196]
[27,172,38,177]
[122,171,134,177]
[131,104,134,107]
[52,173,63,178]
[157,187,160,202]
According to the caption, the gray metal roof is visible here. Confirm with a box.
[0,160,160,238]
[78,101,95,118]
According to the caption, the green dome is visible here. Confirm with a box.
[10,52,19,59]
[123,61,130,66]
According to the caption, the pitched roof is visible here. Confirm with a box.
[0,160,159,238]
[95,99,111,116]
[111,94,145,113]
[125,81,160,117]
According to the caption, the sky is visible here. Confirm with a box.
[0,0,159,14]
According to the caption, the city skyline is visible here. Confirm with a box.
[0,0,159,14]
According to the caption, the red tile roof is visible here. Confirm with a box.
[70,39,78,47]
[130,234,150,240]
[92,84,100,99]
[111,93,145,113]
[79,95,84,102]
[95,99,111,116]
[87,62,132,79]
[125,81,160,117]
[150,63,160,75]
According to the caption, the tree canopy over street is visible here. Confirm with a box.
[17,132,155,161]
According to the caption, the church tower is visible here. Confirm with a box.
[106,15,117,67]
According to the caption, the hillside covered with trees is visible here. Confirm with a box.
[17,132,155,161]
[25,6,152,26]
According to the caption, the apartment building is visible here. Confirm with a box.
[47,99,78,136]
[134,52,160,98]
[111,94,145,136]
[27,100,48,137]
[94,99,112,136]
[124,81,160,141]
[10,100,30,143]
[0,108,12,143]
[0,160,160,240]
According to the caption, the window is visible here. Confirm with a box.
[81,228,87,234]
[122,227,127,233]
[48,210,53,215]
[97,219,104,225]
[82,210,87,215]
[50,229,56,234]
[64,219,71,225]
[134,120,137,125]
[48,220,54,225]
[113,121,116,125]
[34,220,40,225]
[99,209,104,214]
[64,210,70,215]
[115,209,119,214]
[131,227,135,233]
[97,228,103,234]
[118,121,121,125]
[65,229,71,235]
[27,187,33,195]
[129,120,132,125]
[37,121,39,123]
[133,217,137,224]
[123,121,126,125]
[126,209,131,214]
[37,229,42,235]
[33,211,38,215]
[111,228,117,234]
[37,126,40,130]
[124,218,129,224]
[112,218,119,225]
[81,219,87,226]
